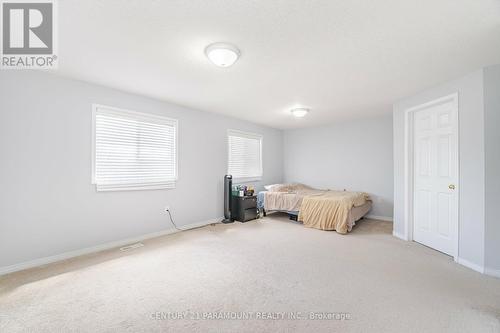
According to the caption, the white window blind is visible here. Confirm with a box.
[227,130,262,182]
[92,105,178,191]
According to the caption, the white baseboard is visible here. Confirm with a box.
[457,257,485,274]
[0,217,222,276]
[392,230,408,241]
[484,267,500,279]
[365,214,393,222]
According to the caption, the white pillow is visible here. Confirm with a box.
[265,183,313,192]
[288,183,312,191]
[264,184,282,191]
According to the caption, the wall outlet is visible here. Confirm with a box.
[164,205,170,212]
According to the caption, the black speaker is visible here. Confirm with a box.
[222,175,234,223]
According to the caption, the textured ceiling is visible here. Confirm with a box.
[57,0,500,129]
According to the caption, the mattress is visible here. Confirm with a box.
[258,190,372,232]
[347,201,372,225]
[257,190,300,215]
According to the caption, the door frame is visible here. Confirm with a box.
[403,93,460,261]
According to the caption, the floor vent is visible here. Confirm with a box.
[119,242,144,252]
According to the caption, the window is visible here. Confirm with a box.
[92,104,177,191]
[227,129,262,182]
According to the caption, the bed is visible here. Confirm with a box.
[257,184,372,234]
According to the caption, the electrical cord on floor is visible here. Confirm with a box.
[166,209,220,232]
[166,209,186,231]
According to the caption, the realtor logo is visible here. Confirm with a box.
[1,0,57,69]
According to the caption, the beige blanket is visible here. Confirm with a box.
[298,191,370,233]
[264,188,370,233]
[264,189,324,212]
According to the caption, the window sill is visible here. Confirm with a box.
[95,181,176,192]
[232,177,262,184]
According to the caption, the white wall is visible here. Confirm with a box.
[484,65,500,273]
[283,114,394,218]
[393,69,486,269]
[0,71,283,269]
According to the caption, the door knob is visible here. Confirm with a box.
[448,184,456,190]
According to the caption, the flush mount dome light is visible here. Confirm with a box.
[291,108,309,118]
[205,42,240,67]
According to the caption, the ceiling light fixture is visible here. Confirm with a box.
[291,108,309,118]
[205,42,240,67]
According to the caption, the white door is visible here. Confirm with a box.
[413,97,458,256]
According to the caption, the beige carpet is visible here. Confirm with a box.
[1,215,499,333]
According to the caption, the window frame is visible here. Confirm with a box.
[91,104,178,192]
[227,129,263,184]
